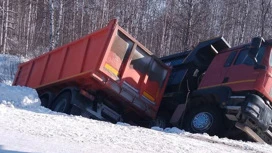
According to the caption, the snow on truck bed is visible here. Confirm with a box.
[0,83,272,153]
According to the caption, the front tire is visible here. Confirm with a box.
[183,105,225,136]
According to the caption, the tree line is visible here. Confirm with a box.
[0,0,271,57]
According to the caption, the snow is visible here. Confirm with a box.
[1,55,272,153]
[1,83,272,153]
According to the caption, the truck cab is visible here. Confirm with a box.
[161,37,272,144]
[199,38,270,95]
[198,38,272,143]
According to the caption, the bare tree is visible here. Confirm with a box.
[260,0,271,37]
[1,0,272,58]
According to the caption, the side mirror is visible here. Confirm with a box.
[248,37,265,63]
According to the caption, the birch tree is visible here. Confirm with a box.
[2,0,272,58]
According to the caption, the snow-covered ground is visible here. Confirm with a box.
[1,54,272,153]
[1,83,272,153]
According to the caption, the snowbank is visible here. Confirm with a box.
[0,83,40,109]
[1,84,272,153]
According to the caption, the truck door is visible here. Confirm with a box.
[198,51,237,89]
[223,47,266,91]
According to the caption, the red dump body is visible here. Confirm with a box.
[13,20,171,119]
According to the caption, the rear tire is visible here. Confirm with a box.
[51,91,72,114]
[183,105,225,136]
[39,92,55,108]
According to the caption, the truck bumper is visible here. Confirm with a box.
[242,94,272,131]
[226,94,272,143]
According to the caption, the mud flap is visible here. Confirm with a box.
[235,122,265,143]
[170,104,186,127]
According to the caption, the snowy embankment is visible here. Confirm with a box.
[1,83,272,153]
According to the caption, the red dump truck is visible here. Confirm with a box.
[13,19,272,144]
[13,19,170,122]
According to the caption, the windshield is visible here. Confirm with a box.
[234,46,265,66]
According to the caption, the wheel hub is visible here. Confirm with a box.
[191,112,213,132]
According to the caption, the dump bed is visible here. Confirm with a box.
[13,19,171,119]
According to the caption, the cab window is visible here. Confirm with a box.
[234,47,265,66]
[224,51,237,67]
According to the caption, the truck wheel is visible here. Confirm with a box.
[39,92,55,108]
[183,106,224,136]
[51,91,72,114]
[40,96,48,107]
